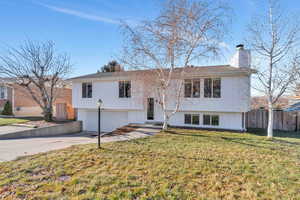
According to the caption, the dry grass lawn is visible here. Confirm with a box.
[0,118,28,126]
[0,128,300,199]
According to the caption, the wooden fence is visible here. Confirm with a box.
[246,109,300,131]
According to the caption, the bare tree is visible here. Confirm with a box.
[247,0,300,138]
[0,40,72,121]
[121,0,230,130]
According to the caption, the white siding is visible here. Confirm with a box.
[168,112,243,130]
[73,80,144,110]
[73,74,251,132]
[78,109,129,132]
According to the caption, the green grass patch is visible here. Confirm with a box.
[0,118,29,126]
[0,129,300,199]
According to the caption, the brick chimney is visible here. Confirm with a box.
[230,44,251,68]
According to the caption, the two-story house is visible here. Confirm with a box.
[70,45,255,132]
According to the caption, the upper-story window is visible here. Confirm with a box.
[119,81,131,98]
[184,79,200,98]
[204,78,221,98]
[82,82,92,98]
[0,86,6,99]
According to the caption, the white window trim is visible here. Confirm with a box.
[82,82,93,99]
[0,86,7,99]
[204,78,221,99]
[119,80,131,98]
[184,79,201,98]
[203,114,220,126]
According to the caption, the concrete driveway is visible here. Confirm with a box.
[0,127,160,162]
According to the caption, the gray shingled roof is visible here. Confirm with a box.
[69,65,256,81]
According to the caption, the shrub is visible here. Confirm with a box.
[2,101,13,115]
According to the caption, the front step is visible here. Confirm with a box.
[128,123,162,129]
[145,121,163,126]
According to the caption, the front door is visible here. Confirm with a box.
[147,98,154,120]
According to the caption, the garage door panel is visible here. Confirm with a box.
[78,110,128,132]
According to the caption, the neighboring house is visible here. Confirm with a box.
[70,45,255,132]
[251,96,290,110]
[0,78,74,119]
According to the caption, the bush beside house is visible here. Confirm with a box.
[1,101,13,115]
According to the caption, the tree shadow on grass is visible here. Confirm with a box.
[164,130,212,138]
[101,147,214,162]
[247,128,300,140]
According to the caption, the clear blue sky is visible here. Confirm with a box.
[0,0,299,77]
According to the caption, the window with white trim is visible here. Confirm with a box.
[203,115,219,126]
[204,78,221,98]
[119,81,131,98]
[184,114,200,125]
[82,82,92,98]
[184,79,200,98]
[0,86,6,99]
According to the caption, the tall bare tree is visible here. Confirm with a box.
[247,0,300,138]
[0,40,72,121]
[121,0,230,130]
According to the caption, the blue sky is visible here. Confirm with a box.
[0,0,299,77]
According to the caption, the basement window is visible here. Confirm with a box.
[184,114,200,125]
[203,115,219,126]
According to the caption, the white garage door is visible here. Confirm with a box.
[78,109,128,132]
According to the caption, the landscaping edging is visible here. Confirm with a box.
[0,121,82,139]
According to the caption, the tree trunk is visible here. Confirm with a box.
[162,112,169,131]
[43,106,53,122]
[267,99,273,138]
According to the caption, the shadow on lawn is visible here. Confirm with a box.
[247,128,300,139]
[166,129,300,149]
[164,130,212,138]
[102,147,214,162]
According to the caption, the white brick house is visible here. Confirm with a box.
[70,45,255,132]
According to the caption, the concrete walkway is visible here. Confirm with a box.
[0,127,160,162]
[0,125,34,136]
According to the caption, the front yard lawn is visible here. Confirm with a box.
[0,118,29,126]
[0,129,300,199]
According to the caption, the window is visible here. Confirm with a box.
[211,115,219,126]
[203,115,211,125]
[213,79,221,98]
[204,78,221,98]
[192,114,200,125]
[184,114,192,124]
[119,81,131,98]
[184,114,199,125]
[82,82,92,98]
[0,86,6,99]
[203,115,219,126]
[184,80,192,98]
[184,79,200,98]
[204,79,212,98]
[193,79,200,98]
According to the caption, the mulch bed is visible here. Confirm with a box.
[102,126,137,137]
